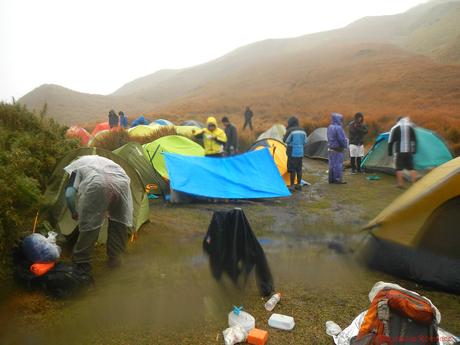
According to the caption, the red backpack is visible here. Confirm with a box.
[351,288,439,345]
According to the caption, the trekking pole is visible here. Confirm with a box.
[32,210,39,233]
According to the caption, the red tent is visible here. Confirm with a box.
[66,126,91,146]
[91,122,110,136]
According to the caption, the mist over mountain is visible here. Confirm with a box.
[19,0,460,125]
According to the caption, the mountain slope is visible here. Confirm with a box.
[18,0,460,125]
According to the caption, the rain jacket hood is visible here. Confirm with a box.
[331,113,343,126]
[195,117,227,155]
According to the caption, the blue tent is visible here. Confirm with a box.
[361,127,453,174]
[154,119,174,126]
[130,115,149,128]
[164,148,291,199]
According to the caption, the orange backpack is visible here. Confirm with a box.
[352,288,438,345]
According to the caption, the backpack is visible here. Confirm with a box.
[351,288,439,345]
[13,245,93,298]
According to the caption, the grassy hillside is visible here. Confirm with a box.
[17,0,460,145]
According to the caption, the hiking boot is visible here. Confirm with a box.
[351,169,357,175]
[295,184,302,191]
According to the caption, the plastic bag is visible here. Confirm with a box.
[22,232,61,262]
[222,325,247,345]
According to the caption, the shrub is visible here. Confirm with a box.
[0,102,77,275]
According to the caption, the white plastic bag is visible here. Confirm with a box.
[22,231,61,262]
[222,325,247,345]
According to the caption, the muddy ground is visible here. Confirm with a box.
[1,159,459,344]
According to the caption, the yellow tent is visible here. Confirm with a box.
[363,157,460,292]
[366,157,460,249]
[174,125,201,138]
[128,125,161,137]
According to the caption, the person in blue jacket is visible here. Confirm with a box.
[327,113,348,184]
[284,116,308,191]
[119,111,129,128]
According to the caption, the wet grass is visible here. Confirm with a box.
[1,158,459,344]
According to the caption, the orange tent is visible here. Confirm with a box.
[66,126,92,146]
[91,122,110,136]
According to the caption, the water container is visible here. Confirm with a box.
[268,313,295,330]
[264,292,281,311]
[228,306,255,332]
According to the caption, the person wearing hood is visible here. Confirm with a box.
[348,112,368,174]
[193,117,227,157]
[327,113,348,184]
[64,155,133,277]
[283,116,308,190]
[388,116,417,188]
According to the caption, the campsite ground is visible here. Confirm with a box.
[1,159,459,344]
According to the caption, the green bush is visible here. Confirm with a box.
[0,102,77,274]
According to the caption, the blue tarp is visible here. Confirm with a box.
[164,148,291,199]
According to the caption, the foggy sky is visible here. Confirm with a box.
[0,0,427,101]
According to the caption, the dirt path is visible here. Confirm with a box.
[1,159,459,344]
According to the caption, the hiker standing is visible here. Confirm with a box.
[193,117,227,157]
[243,106,254,131]
[222,117,238,155]
[64,155,133,276]
[283,116,308,191]
[119,111,128,128]
[108,110,119,128]
[348,112,368,174]
[388,117,417,188]
[327,113,348,184]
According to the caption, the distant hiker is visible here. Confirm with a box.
[283,116,307,191]
[193,117,227,157]
[327,113,348,184]
[388,116,417,188]
[108,110,119,128]
[222,116,238,155]
[119,111,128,128]
[64,155,133,277]
[243,106,254,131]
[348,112,368,174]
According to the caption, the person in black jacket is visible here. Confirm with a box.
[348,112,368,173]
[222,117,238,155]
[243,106,254,131]
[203,208,274,297]
[388,117,417,188]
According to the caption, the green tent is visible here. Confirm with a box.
[361,127,453,174]
[113,142,169,195]
[143,135,204,179]
[42,147,150,243]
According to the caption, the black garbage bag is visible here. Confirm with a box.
[12,245,93,298]
[203,208,274,296]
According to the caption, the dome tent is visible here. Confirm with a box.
[42,147,150,243]
[362,157,460,293]
[361,127,453,174]
[143,135,205,179]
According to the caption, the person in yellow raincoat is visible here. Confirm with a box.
[193,117,227,157]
